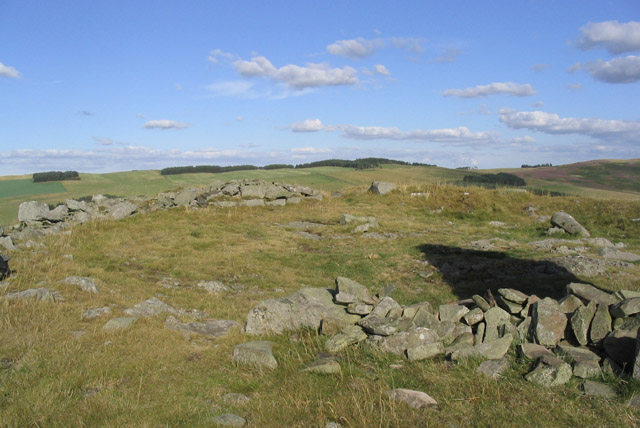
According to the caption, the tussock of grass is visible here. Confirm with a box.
[1,182,639,426]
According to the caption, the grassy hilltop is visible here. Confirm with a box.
[1,159,639,226]
[1,166,640,426]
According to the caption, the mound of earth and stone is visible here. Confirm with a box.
[0,179,323,250]
[237,276,640,396]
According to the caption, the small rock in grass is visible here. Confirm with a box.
[210,413,246,427]
[102,317,137,331]
[386,388,437,409]
[477,357,510,379]
[232,341,277,369]
[582,381,616,398]
[61,276,99,293]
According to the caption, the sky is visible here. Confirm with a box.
[1,0,640,175]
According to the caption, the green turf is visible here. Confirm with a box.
[0,179,66,198]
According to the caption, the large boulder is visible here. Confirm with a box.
[107,201,137,220]
[18,201,53,223]
[550,212,590,237]
[369,181,397,195]
[245,288,360,335]
[531,298,567,347]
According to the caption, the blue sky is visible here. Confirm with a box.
[1,0,639,174]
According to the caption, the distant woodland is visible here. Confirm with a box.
[33,171,80,183]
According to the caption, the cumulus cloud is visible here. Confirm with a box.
[443,82,536,98]
[233,56,358,90]
[290,147,333,154]
[0,61,20,78]
[327,38,379,59]
[207,48,235,63]
[143,120,191,130]
[572,56,640,84]
[390,37,426,53]
[499,109,640,142]
[577,20,640,54]
[511,136,536,144]
[290,119,325,132]
[434,47,461,63]
[334,124,494,143]
[374,64,391,76]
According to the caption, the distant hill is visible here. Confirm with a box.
[506,159,640,198]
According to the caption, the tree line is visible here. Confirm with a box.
[462,172,526,187]
[521,163,552,168]
[33,171,80,183]
[160,158,435,175]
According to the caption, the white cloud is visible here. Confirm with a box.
[443,82,536,98]
[374,64,391,76]
[434,47,461,63]
[290,147,333,154]
[92,136,113,146]
[0,61,20,78]
[207,48,235,63]
[511,136,536,144]
[327,38,378,59]
[333,124,494,143]
[233,56,358,90]
[499,109,640,142]
[572,56,640,84]
[290,119,325,132]
[143,120,191,130]
[390,37,426,53]
[577,20,640,54]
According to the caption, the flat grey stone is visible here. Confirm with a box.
[164,316,239,337]
[239,199,265,207]
[558,294,584,314]
[103,317,137,331]
[525,355,573,387]
[174,189,200,206]
[556,344,601,379]
[221,393,251,405]
[551,211,590,237]
[325,325,367,353]
[197,281,230,293]
[369,181,397,195]
[590,303,612,344]
[301,357,341,374]
[385,388,437,408]
[472,295,491,312]
[5,287,63,302]
[439,304,469,323]
[124,297,177,317]
[532,298,566,347]
[107,201,137,220]
[232,341,277,369]
[450,334,513,361]
[610,298,640,318]
[477,357,510,379]
[570,301,596,346]
[347,302,373,315]
[360,316,413,336]
[406,342,445,361]
[582,381,616,398]
[18,201,51,222]
[240,184,267,199]
[497,296,524,314]
[334,277,373,304]
[567,283,618,306]
[378,327,439,355]
[519,343,554,360]
[497,288,528,304]
[83,306,111,319]
[245,288,360,335]
[62,276,99,293]
[463,308,484,326]
[483,306,511,343]
[211,413,246,427]
[369,296,403,319]
[598,247,640,262]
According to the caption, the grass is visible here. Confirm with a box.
[1,181,640,427]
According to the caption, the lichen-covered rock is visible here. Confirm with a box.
[5,287,62,302]
[477,357,510,379]
[18,201,52,223]
[164,316,239,337]
[325,325,368,353]
[103,317,137,330]
[483,306,511,343]
[570,301,596,346]
[438,304,469,323]
[385,388,437,408]
[369,181,397,195]
[610,298,640,318]
[567,282,618,306]
[525,355,573,387]
[598,247,640,262]
[124,297,177,317]
[589,303,612,344]
[406,342,445,361]
[498,288,528,304]
[107,201,137,220]
[377,327,439,355]
[334,277,374,304]
[301,357,341,374]
[551,212,590,237]
[531,298,566,347]
[232,341,277,369]
[62,276,99,293]
[245,288,359,335]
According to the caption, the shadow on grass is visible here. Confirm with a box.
[417,244,587,300]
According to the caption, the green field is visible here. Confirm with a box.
[1,160,639,226]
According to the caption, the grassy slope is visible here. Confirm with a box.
[1,183,639,427]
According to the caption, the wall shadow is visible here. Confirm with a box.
[417,244,587,301]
